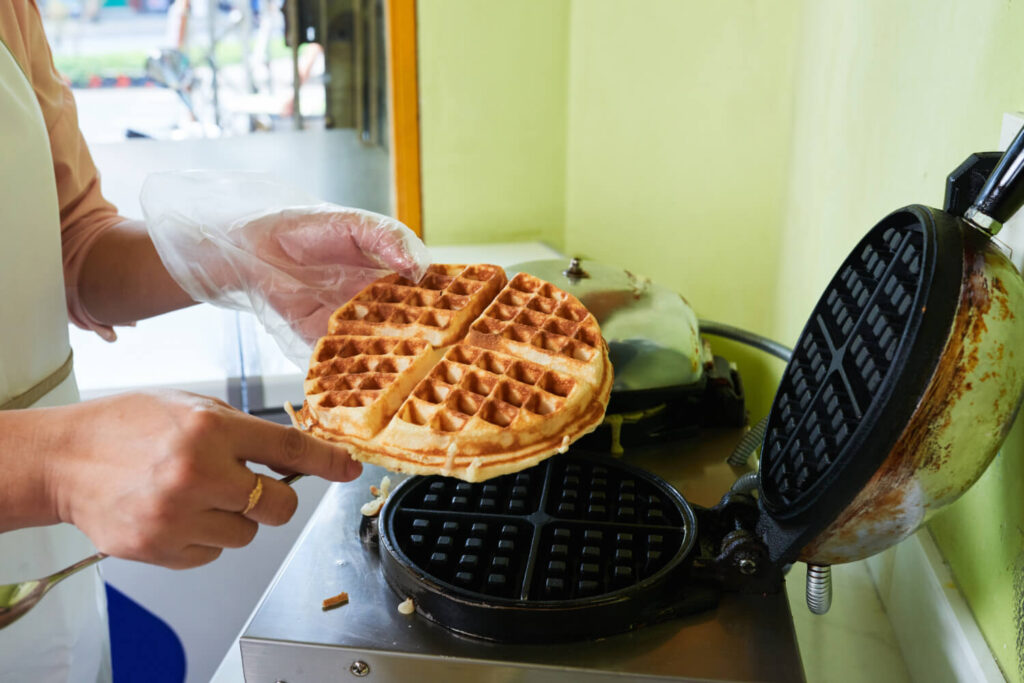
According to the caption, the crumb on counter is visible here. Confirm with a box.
[322,591,349,611]
[360,497,385,517]
[397,597,415,615]
[361,475,393,517]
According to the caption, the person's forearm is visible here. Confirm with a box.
[78,219,197,324]
[0,408,65,531]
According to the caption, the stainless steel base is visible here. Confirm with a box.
[240,431,805,682]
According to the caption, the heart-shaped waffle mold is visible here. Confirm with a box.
[288,264,613,482]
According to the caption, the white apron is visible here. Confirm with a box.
[0,38,111,683]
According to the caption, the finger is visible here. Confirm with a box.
[274,216,380,269]
[261,289,331,345]
[199,461,273,515]
[349,217,428,282]
[290,305,333,346]
[222,411,363,482]
[263,285,322,325]
[163,545,224,570]
[242,474,299,526]
[261,281,371,345]
[190,509,260,549]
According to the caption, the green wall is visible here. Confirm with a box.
[418,0,801,416]
[417,0,569,247]
[562,0,802,418]
[416,2,1024,677]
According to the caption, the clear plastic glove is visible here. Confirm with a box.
[141,171,430,366]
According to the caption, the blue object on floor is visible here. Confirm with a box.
[105,583,187,683]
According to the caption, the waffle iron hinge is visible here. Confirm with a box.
[690,492,784,594]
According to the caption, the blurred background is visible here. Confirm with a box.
[41,0,384,144]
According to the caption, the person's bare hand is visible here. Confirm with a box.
[47,390,361,569]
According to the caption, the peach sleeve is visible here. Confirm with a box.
[4,1,127,339]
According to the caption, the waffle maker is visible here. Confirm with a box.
[373,450,760,641]
[505,257,748,451]
[370,129,1024,639]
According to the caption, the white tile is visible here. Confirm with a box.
[870,531,1004,683]
[789,561,912,683]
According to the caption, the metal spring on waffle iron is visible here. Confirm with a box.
[727,416,768,466]
[695,321,791,470]
[805,564,833,615]
[729,471,759,495]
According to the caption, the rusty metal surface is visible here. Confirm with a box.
[801,226,1024,564]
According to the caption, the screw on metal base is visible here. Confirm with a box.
[350,660,371,677]
[805,563,832,615]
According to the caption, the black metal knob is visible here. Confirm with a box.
[944,152,1001,217]
[965,124,1024,233]
[562,257,589,282]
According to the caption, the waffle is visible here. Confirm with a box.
[301,336,440,440]
[289,265,613,482]
[328,264,506,347]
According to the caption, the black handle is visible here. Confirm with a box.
[968,124,1024,227]
[944,152,1001,216]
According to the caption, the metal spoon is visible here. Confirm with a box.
[0,473,303,630]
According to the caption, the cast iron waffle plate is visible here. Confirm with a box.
[377,451,714,642]
[757,207,963,562]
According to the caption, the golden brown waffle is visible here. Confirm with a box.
[289,266,612,482]
[466,273,606,386]
[301,336,440,440]
[328,264,506,347]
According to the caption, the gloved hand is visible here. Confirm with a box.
[141,171,430,366]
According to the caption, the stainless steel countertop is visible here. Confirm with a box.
[239,429,805,682]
